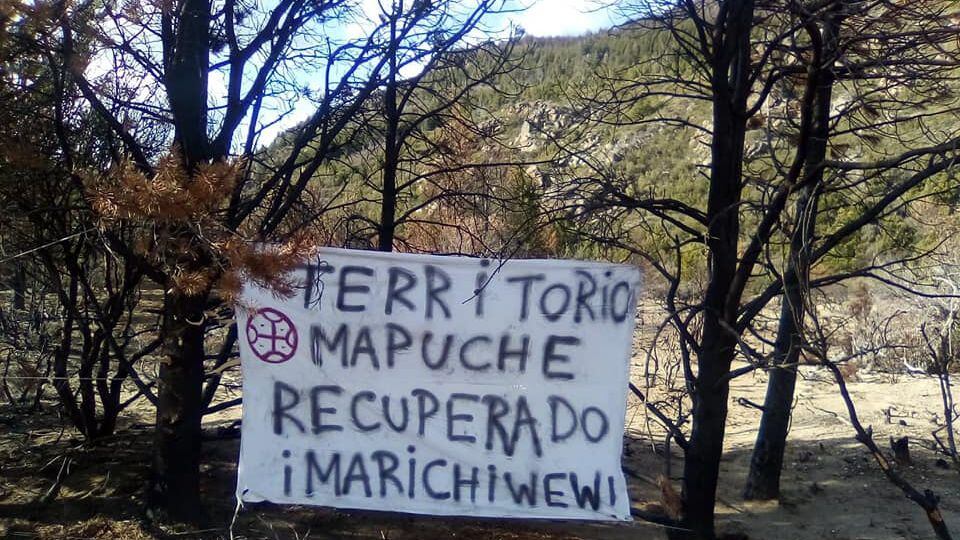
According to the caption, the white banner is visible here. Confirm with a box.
[236,248,640,521]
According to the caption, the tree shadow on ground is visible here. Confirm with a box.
[1,408,958,539]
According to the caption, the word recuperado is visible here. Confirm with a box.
[272,381,611,457]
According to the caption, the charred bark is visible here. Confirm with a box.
[671,2,755,538]
[744,2,842,501]
[149,0,213,521]
[12,262,26,310]
[378,9,400,253]
[378,77,399,252]
[148,291,207,522]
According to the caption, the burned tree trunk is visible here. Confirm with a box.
[891,436,912,466]
[744,2,842,501]
[149,0,212,521]
[149,291,207,522]
[743,183,821,500]
[672,3,755,537]
[378,9,400,253]
[378,78,399,252]
[12,262,26,310]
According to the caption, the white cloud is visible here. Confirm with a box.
[345,0,616,42]
[507,0,616,37]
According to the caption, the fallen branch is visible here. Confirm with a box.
[817,351,953,540]
[36,455,71,505]
[203,397,242,415]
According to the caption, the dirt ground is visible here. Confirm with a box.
[2,360,959,539]
[688,365,960,540]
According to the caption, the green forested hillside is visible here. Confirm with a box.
[263,26,950,278]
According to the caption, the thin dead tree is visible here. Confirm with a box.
[917,271,960,470]
[345,12,566,256]
[370,3,525,252]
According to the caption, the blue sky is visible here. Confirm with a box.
[245,0,619,143]
[250,0,621,144]
[87,0,620,149]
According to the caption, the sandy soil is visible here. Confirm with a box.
[1,357,959,539]
[642,364,960,540]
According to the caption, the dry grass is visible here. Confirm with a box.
[35,516,152,540]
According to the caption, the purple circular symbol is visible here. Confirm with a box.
[246,308,298,364]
